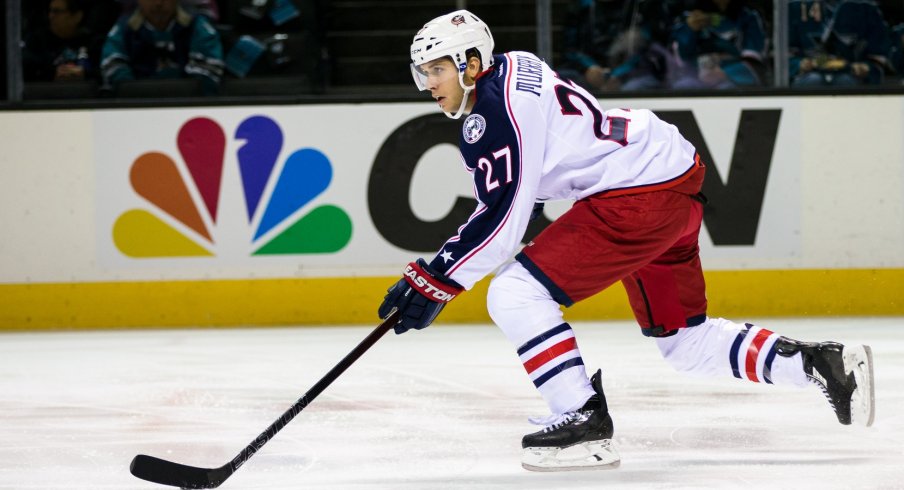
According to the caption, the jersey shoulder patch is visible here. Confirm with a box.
[462,113,487,144]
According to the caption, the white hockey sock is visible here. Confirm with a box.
[488,261,595,414]
[515,323,595,414]
[656,317,808,388]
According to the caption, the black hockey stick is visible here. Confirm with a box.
[130,308,401,489]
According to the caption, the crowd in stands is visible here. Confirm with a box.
[20,0,328,97]
[559,0,904,91]
[14,0,904,99]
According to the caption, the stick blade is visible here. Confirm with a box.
[130,454,232,489]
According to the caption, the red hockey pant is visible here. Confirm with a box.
[517,168,707,337]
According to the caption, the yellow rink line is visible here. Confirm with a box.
[1,269,902,331]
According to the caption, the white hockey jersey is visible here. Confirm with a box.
[429,51,699,290]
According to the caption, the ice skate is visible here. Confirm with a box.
[775,338,875,426]
[521,370,620,471]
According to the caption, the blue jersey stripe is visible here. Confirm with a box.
[517,323,573,355]
[729,327,751,379]
[533,357,585,388]
[763,345,778,385]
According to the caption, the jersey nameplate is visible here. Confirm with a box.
[515,54,543,96]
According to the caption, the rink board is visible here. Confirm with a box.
[1,95,903,329]
[2,268,902,330]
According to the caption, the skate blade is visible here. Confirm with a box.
[522,440,620,472]
[844,344,875,427]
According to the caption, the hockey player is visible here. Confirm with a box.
[378,10,875,471]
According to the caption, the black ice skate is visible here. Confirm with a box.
[775,338,875,426]
[521,369,620,471]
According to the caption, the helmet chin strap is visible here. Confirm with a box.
[444,71,475,120]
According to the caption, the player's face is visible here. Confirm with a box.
[416,58,463,112]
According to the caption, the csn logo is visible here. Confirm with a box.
[369,110,782,252]
[113,116,352,258]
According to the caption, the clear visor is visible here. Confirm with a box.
[410,61,460,91]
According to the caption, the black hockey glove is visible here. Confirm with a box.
[530,202,545,221]
[378,258,464,335]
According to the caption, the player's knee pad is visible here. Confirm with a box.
[487,261,564,346]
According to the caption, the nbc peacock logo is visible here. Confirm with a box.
[112,116,352,257]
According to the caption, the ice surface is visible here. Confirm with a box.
[1,318,901,489]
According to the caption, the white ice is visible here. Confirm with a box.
[1,318,902,489]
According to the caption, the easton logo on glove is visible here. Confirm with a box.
[403,261,463,302]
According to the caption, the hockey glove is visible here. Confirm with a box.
[530,202,545,222]
[378,258,464,334]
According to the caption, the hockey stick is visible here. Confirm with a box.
[130,308,401,489]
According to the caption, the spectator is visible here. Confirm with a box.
[559,0,686,92]
[101,0,224,94]
[670,0,768,89]
[890,22,904,83]
[221,0,330,92]
[117,0,220,21]
[22,0,107,82]
[788,0,893,86]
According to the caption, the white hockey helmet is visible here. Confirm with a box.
[410,10,495,119]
